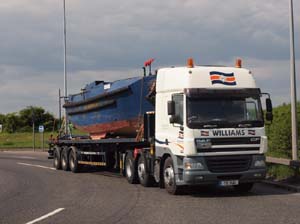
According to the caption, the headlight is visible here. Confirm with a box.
[184,162,204,170]
[195,138,212,149]
[253,157,266,168]
[254,160,266,167]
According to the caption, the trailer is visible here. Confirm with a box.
[49,58,273,194]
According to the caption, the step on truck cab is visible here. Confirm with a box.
[153,58,272,194]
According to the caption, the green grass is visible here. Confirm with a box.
[0,130,88,149]
[0,132,56,149]
[267,164,296,180]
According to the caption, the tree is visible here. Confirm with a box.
[0,106,57,133]
[0,114,5,125]
[19,106,56,132]
[4,113,19,133]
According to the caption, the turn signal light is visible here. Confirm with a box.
[187,58,194,68]
[236,58,242,68]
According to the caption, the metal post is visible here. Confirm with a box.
[33,123,35,152]
[59,88,62,130]
[31,107,35,152]
[289,0,298,161]
[63,0,68,135]
[41,132,44,151]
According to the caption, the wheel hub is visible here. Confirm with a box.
[62,158,66,167]
[164,166,174,186]
[70,154,74,169]
[126,161,132,178]
[138,163,145,180]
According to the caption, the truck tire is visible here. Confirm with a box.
[137,155,153,187]
[61,147,70,171]
[53,147,62,170]
[125,152,138,184]
[69,147,80,173]
[163,157,181,195]
[234,183,254,193]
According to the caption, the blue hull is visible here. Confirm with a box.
[64,75,156,138]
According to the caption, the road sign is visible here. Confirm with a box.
[39,125,44,133]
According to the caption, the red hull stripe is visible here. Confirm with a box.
[76,118,140,139]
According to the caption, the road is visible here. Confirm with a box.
[1,151,300,224]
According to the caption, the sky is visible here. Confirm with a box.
[0,0,299,116]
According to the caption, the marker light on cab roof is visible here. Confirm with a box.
[236,58,242,68]
[187,58,194,68]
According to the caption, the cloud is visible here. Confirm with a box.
[0,65,139,115]
[0,0,299,115]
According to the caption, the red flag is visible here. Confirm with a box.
[144,58,155,67]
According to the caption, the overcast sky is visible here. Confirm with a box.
[0,0,299,116]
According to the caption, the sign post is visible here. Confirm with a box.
[39,125,44,151]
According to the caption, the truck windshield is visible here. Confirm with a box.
[187,96,264,128]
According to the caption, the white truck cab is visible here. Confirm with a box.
[154,59,272,194]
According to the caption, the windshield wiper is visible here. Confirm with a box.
[203,124,218,128]
[238,123,252,128]
[236,120,254,128]
[202,119,229,128]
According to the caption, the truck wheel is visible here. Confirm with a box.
[61,148,70,171]
[69,148,80,173]
[53,147,61,170]
[163,157,181,195]
[234,183,254,193]
[125,152,138,184]
[138,155,153,187]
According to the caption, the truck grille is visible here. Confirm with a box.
[211,137,260,145]
[199,147,260,153]
[205,155,252,173]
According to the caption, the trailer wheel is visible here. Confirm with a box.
[163,157,181,195]
[53,147,61,170]
[234,183,254,193]
[125,152,138,184]
[137,155,153,187]
[61,147,70,171]
[69,147,80,173]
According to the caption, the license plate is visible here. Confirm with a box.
[219,180,239,186]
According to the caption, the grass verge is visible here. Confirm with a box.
[0,132,55,149]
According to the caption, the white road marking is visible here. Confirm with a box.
[17,162,55,170]
[8,156,37,160]
[18,156,37,159]
[25,208,65,224]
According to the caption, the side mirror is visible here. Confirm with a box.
[168,101,175,115]
[265,98,273,122]
[266,98,272,112]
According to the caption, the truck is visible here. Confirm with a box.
[49,58,273,194]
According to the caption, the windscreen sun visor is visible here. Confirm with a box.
[184,88,261,98]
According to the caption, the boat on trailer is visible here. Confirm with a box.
[64,75,156,139]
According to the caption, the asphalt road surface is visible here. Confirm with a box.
[1,151,300,224]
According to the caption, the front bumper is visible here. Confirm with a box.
[182,168,266,185]
[176,154,266,186]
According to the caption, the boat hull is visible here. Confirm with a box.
[64,75,156,139]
